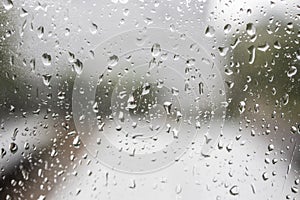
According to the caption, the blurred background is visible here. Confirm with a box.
[0,0,299,199]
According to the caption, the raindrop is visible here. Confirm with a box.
[108,55,119,67]
[171,87,179,96]
[9,142,18,153]
[73,59,83,75]
[287,66,297,78]
[239,101,246,114]
[73,136,81,148]
[90,23,98,34]
[205,25,215,37]
[224,24,232,34]
[142,83,151,95]
[42,74,52,86]
[163,101,172,115]
[262,172,269,181]
[3,0,13,10]
[218,46,229,57]
[291,186,298,193]
[246,23,256,37]
[268,144,274,151]
[151,43,161,57]
[30,58,36,71]
[37,26,44,38]
[186,58,196,67]
[42,53,51,66]
[229,185,239,196]
[199,82,204,95]
[1,148,6,158]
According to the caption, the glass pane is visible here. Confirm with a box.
[0,0,299,199]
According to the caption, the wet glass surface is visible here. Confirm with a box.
[0,0,299,199]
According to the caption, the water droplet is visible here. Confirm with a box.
[175,184,182,194]
[169,87,179,96]
[199,82,204,95]
[268,144,274,151]
[30,58,36,72]
[287,66,297,78]
[239,101,246,114]
[3,0,13,10]
[291,186,298,193]
[257,43,270,52]
[129,179,136,189]
[90,22,98,34]
[42,53,51,66]
[218,46,229,57]
[262,172,269,181]
[1,148,7,158]
[42,74,52,86]
[9,142,18,153]
[229,185,239,196]
[274,40,281,49]
[108,55,119,67]
[151,43,161,57]
[186,58,196,67]
[73,136,81,148]
[127,95,137,109]
[248,45,256,64]
[224,24,232,34]
[73,59,83,75]
[205,25,215,37]
[37,26,44,38]
[246,23,256,37]
[163,101,172,115]
[142,83,151,95]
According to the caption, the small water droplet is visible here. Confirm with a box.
[287,66,297,78]
[9,142,18,153]
[42,53,51,66]
[73,136,81,148]
[42,74,52,86]
[37,26,44,38]
[199,82,204,95]
[171,87,179,96]
[262,172,269,181]
[224,24,232,34]
[3,0,13,10]
[239,101,246,114]
[90,22,98,34]
[142,83,151,95]
[73,59,83,75]
[108,55,119,67]
[163,101,172,115]
[218,46,229,57]
[229,185,239,196]
[205,25,215,37]
[151,43,161,57]
[246,23,256,37]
